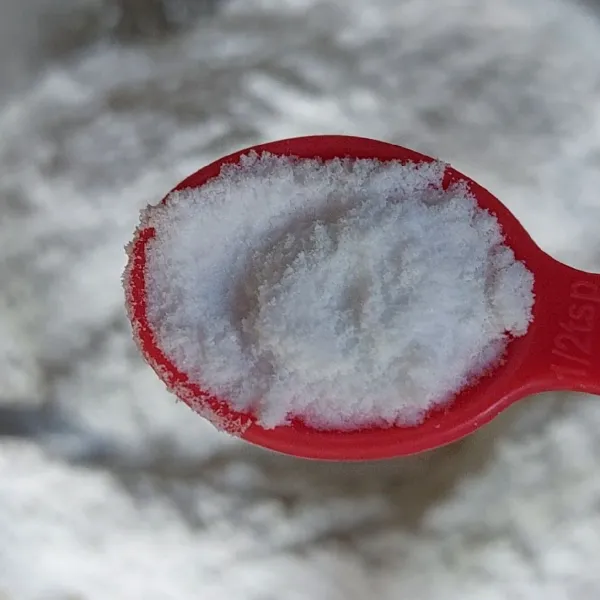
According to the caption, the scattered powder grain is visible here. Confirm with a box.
[138,153,534,430]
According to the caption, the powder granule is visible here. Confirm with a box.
[140,153,534,430]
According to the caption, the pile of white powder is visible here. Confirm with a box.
[138,152,534,430]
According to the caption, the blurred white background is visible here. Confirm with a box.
[1,0,600,598]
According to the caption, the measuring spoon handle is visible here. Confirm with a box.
[528,259,600,394]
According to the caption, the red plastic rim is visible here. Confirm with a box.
[125,135,549,461]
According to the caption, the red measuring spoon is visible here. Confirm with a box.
[124,135,600,461]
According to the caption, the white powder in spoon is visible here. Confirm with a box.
[138,152,534,430]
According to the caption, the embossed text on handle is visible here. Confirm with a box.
[550,280,599,382]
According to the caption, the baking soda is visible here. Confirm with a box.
[137,153,534,430]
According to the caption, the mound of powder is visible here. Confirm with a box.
[138,153,534,430]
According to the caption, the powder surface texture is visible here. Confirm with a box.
[141,153,534,430]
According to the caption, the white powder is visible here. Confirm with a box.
[140,152,534,430]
